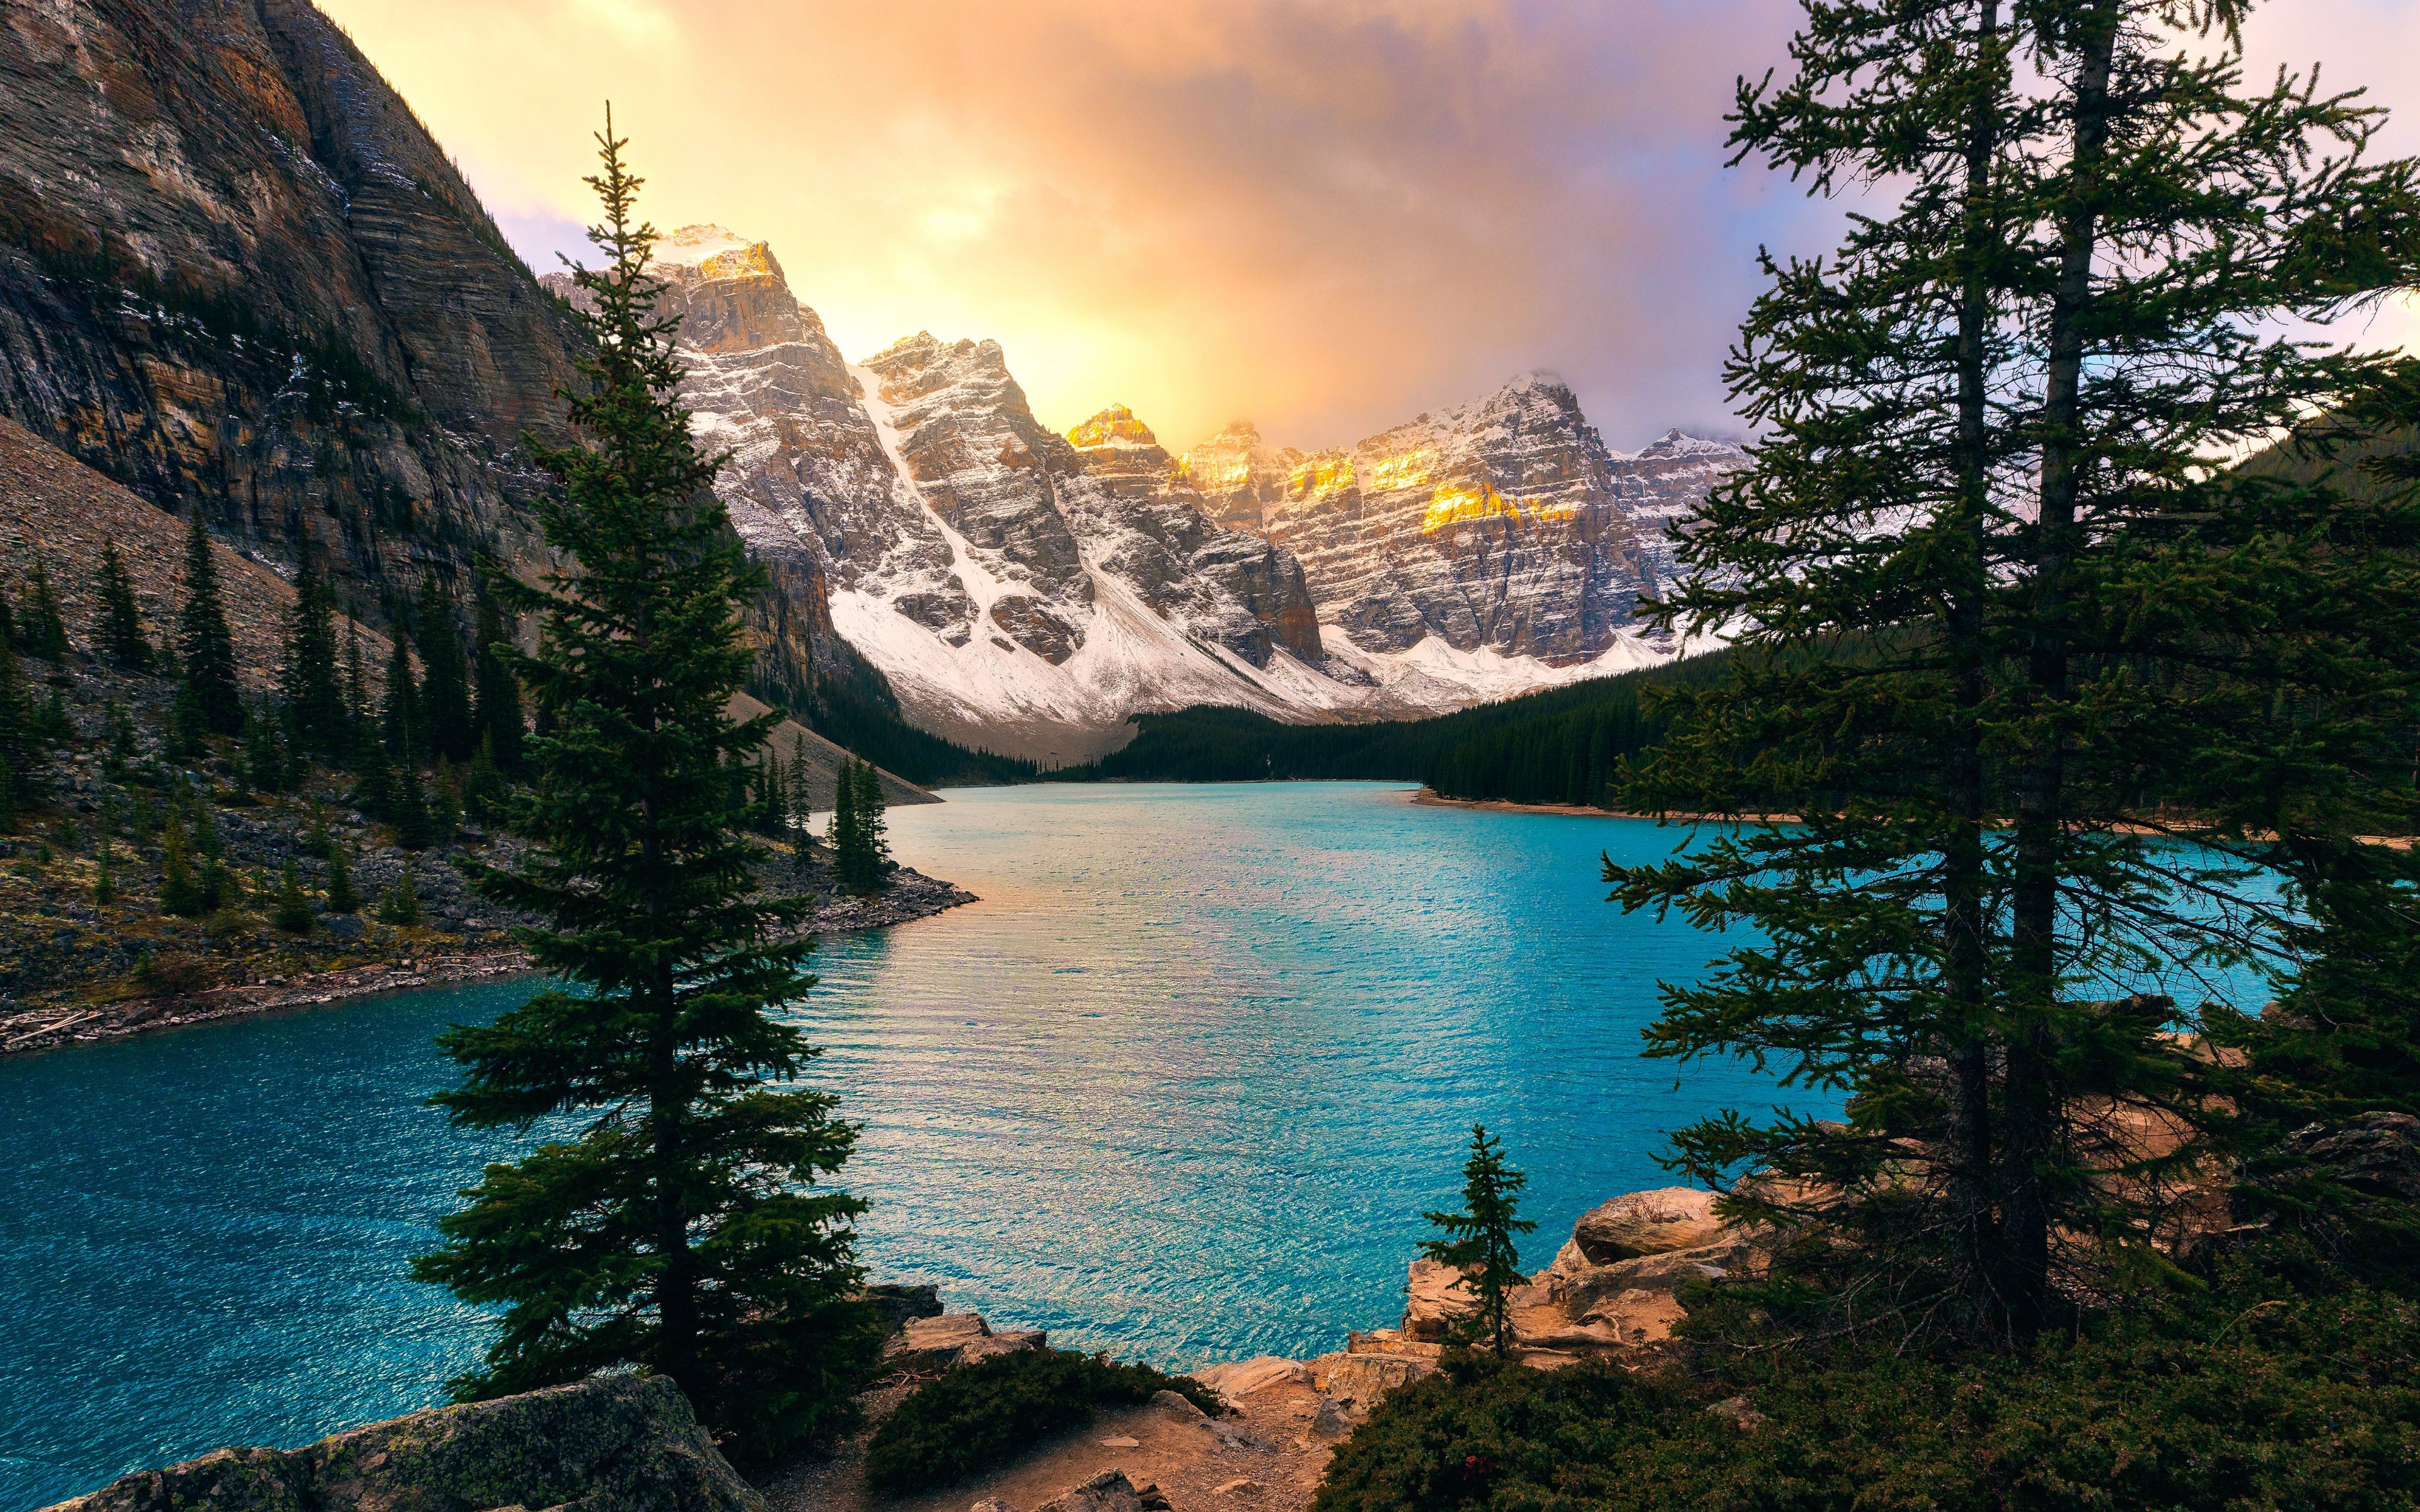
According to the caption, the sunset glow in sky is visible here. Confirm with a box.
[321,0,2420,454]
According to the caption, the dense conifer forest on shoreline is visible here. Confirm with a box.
[1048,654,1731,805]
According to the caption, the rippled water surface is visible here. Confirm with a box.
[4,782,1787,1509]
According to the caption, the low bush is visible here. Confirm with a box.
[1315,1288,2420,1512]
[864,1348,1224,1494]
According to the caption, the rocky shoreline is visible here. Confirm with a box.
[33,1179,1726,1512]
[0,867,976,1062]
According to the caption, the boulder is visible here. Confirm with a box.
[1149,1389,1206,1421]
[2284,1113,2420,1202]
[37,1376,759,1512]
[1569,1188,1727,1263]
[1035,1471,1156,1512]
[1305,1397,1361,1442]
[1402,1257,1479,1340]
[1557,1242,1736,1312]
[884,1312,1046,1370]
[1571,1286,1688,1348]
[1316,1353,1434,1409]
[859,1282,945,1331]
[1190,1356,1308,1400]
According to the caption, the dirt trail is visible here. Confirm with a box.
[766,1380,1335,1512]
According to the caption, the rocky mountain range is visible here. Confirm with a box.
[0,0,1743,765]
[558,228,1747,762]
[0,0,870,713]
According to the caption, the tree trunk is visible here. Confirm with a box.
[2005,0,2119,1341]
[1944,0,2004,1341]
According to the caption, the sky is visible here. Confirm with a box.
[318,0,2420,455]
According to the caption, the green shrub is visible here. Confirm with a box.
[1315,1292,2420,1512]
[864,1349,1224,1494]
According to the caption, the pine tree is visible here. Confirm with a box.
[471,593,526,774]
[166,680,205,763]
[92,835,115,907]
[828,757,863,885]
[415,115,872,1464]
[1605,0,2420,1344]
[376,863,423,926]
[272,860,314,934]
[347,733,389,810]
[325,843,362,915]
[418,573,476,764]
[383,624,422,760]
[464,734,509,824]
[432,758,464,839]
[788,736,815,879]
[103,700,137,780]
[0,600,33,827]
[853,760,889,888]
[20,559,69,661]
[176,509,245,736]
[1420,1125,1536,1358]
[302,804,335,859]
[754,753,788,839]
[37,686,72,747]
[390,741,438,850]
[281,549,348,764]
[343,613,373,752]
[243,701,288,795]
[158,811,204,916]
[95,542,151,671]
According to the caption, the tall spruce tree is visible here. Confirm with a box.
[853,759,889,888]
[0,602,28,828]
[1420,1125,1536,1358]
[418,573,476,764]
[1606,0,2420,1345]
[20,559,69,661]
[471,593,526,774]
[829,757,863,885]
[176,510,244,736]
[95,542,151,672]
[787,734,815,876]
[342,613,372,743]
[382,624,423,760]
[280,549,348,764]
[414,115,871,1464]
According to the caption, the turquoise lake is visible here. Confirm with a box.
[4,782,1787,1508]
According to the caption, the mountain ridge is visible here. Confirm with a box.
[560,223,1746,761]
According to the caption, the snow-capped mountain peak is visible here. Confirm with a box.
[628,227,1746,759]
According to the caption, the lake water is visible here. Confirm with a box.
[3,782,1779,1508]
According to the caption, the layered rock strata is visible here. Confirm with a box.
[560,229,1350,762]
[1190,379,1746,667]
[0,0,576,602]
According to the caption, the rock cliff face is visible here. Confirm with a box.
[0,0,578,603]
[1176,421,1304,536]
[587,229,1340,761]
[1248,375,1741,667]
[0,7,872,714]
